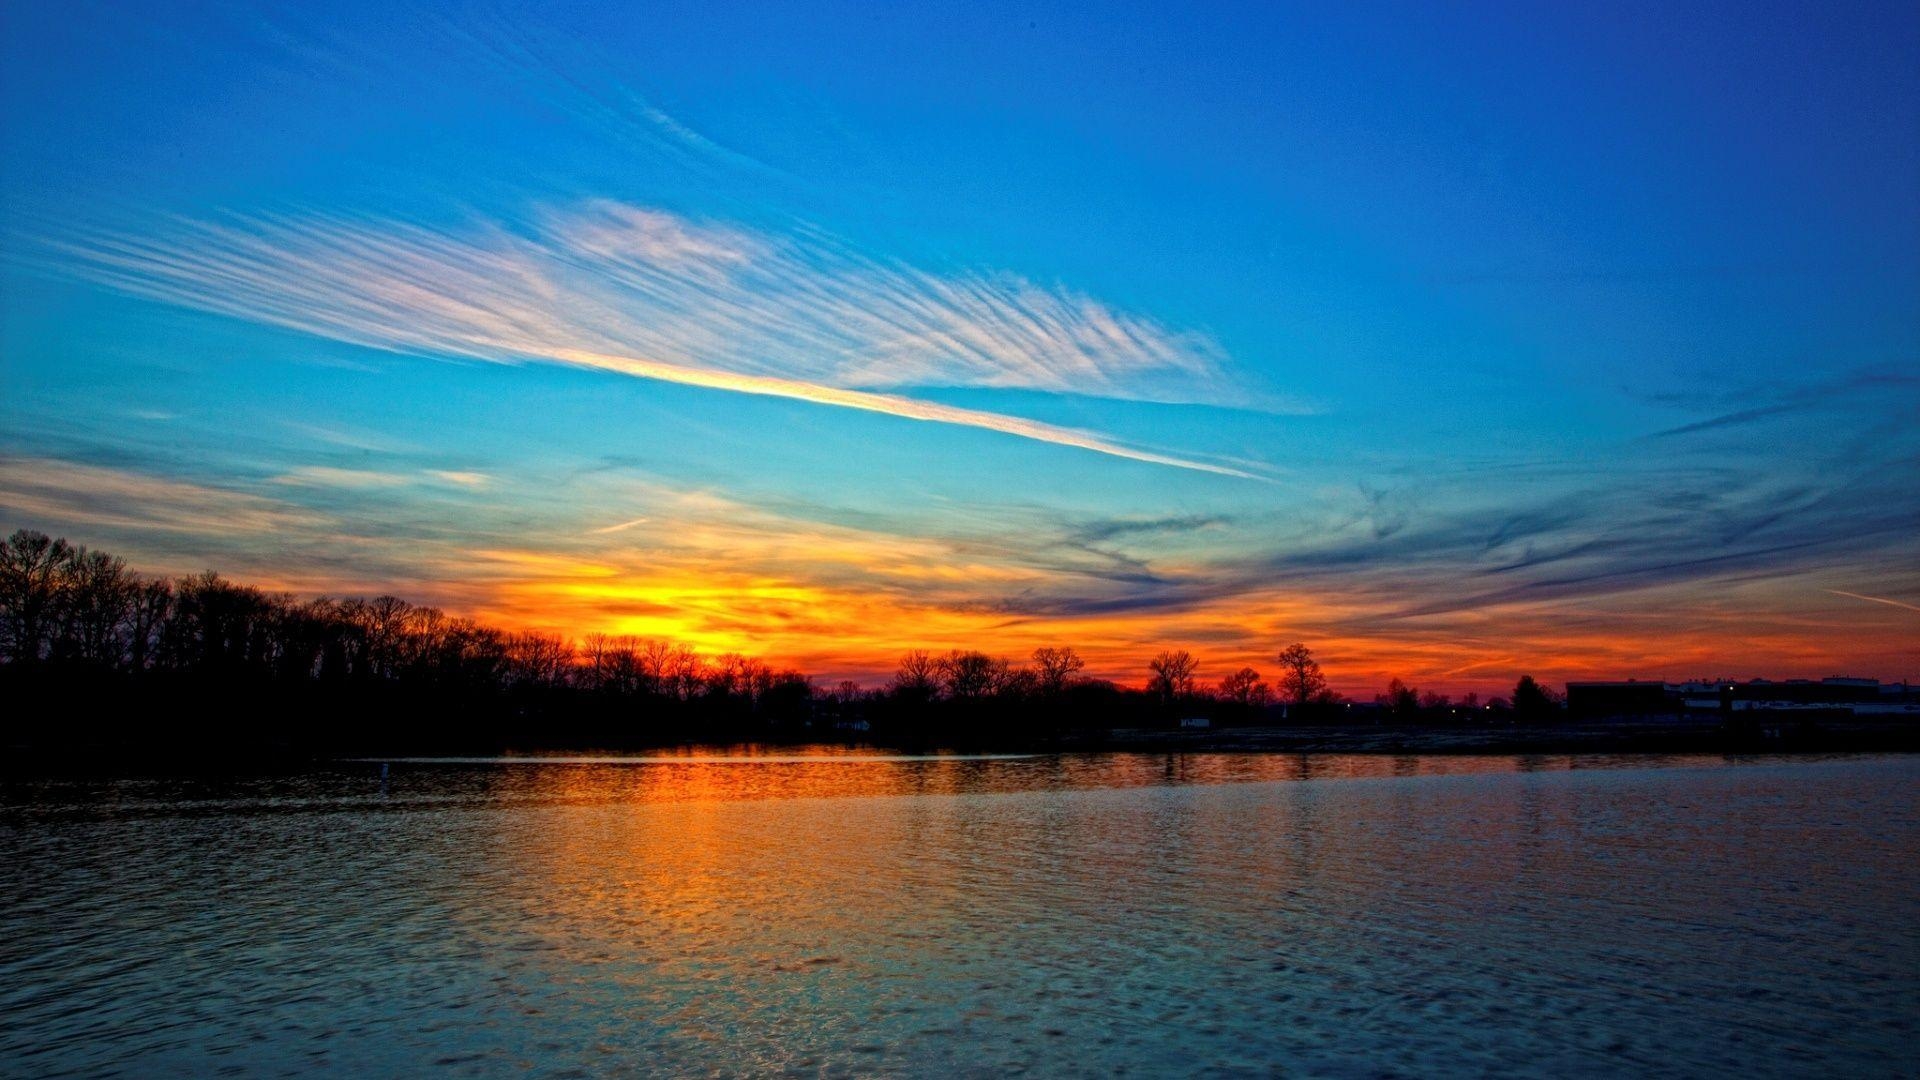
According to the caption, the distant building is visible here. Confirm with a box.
[1178,717,1211,729]
[1738,677,1881,704]
[1566,680,1679,718]
[1566,677,1915,721]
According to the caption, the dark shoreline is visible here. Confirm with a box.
[4,719,1914,775]
[1063,718,1920,756]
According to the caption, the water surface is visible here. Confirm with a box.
[2,753,1914,1076]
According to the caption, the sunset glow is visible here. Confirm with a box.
[2,2,1916,695]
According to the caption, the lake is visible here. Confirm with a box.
[2,752,1914,1077]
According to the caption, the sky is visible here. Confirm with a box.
[2,0,1916,694]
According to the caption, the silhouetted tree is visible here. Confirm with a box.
[891,649,939,702]
[505,632,574,688]
[580,633,645,695]
[0,529,73,663]
[708,653,751,698]
[1512,675,1563,722]
[362,595,412,679]
[1379,678,1421,718]
[1031,646,1086,696]
[4,528,1633,760]
[1147,649,1198,708]
[126,578,172,672]
[1276,643,1326,706]
[1218,666,1270,707]
[56,547,136,666]
[938,650,1007,700]
[661,643,704,701]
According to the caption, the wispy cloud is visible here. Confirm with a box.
[967,444,1920,632]
[283,421,417,454]
[0,456,326,536]
[1650,402,1801,438]
[273,465,493,490]
[440,472,1919,688]
[271,466,412,489]
[586,516,651,535]
[1645,368,1920,439]
[1826,589,1920,615]
[41,200,1274,477]
[426,470,492,488]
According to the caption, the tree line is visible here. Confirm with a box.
[0,528,1562,760]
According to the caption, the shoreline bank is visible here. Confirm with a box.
[3,719,1914,774]
[1067,718,1918,756]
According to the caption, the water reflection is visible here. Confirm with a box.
[0,749,1772,824]
[1,754,1914,1077]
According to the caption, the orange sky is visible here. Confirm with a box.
[3,452,1916,697]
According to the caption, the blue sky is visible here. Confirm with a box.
[3,0,1916,689]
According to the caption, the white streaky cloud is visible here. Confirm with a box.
[587,516,652,535]
[1826,589,1920,614]
[549,348,1263,479]
[44,201,1281,477]
[271,466,412,489]
[426,470,492,488]
[283,421,418,453]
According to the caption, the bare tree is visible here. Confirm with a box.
[0,529,73,663]
[638,638,682,695]
[1275,643,1326,706]
[363,595,412,679]
[1031,646,1086,695]
[891,649,939,700]
[59,548,135,666]
[663,644,704,701]
[1219,666,1270,706]
[126,578,173,672]
[582,633,646,694]
[164,572,275,672]
[713,655,776,705]
[505,632,574,688]
[708,652,750,698]
[397,605,447,675]
[1379,678,1420,716]
[1147,649,1198,705]
[272,596,340,681]
[938,650,1006,700]
[0,530,849,749]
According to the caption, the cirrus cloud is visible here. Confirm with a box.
[38,200,1281,478]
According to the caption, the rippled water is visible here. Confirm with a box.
[2,752,1915,1077]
